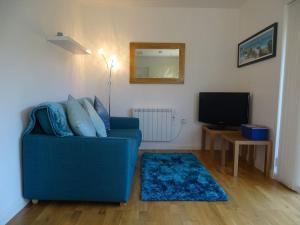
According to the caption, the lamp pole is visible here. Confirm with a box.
[108,65,112,118]
[99,49,115,118]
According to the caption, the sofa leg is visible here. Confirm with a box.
[120,202,127,206]
[31,199,39,205]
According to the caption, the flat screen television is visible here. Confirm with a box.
[198,92,250,127]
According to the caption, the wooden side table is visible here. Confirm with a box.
[220,133,272,177]
[201,125,240,160]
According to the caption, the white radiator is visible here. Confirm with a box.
[132,108,175,142]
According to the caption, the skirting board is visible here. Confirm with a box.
[0,198,28,225]
[140,146,202,151]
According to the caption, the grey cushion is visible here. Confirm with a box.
[66,95,96,137]
[82,99,107,137]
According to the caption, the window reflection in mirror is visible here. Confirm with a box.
[135,49,180,79]
[130,42,185,84]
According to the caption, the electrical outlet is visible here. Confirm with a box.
[181,118,187,125]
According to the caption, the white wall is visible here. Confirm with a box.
[238,0,285,171]
[0,0,286,222]
[0,0,101,224]
[81,5,243,150]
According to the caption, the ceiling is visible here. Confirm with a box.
[82,0,248,8]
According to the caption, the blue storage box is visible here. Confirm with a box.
[241,124,269,140]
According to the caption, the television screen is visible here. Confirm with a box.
[198,92,250,127]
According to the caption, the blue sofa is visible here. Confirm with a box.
[22,117,141,204]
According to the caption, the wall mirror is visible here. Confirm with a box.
[130,42,185,84]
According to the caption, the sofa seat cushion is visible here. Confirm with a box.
[108,129,142,147]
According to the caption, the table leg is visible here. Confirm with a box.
[249,145,255,166]
[264,143,272,177]
[209,134,215,151]
[241,145,248,161]
[233,143,240,176]
[209,134,216,162]
[201,128,206,151]
[221,138,226,166]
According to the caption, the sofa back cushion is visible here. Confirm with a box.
[66,95,96,137]
[94,96,110,130]
[82,99,107,137]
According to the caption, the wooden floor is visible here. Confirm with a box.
[8,150,300,225]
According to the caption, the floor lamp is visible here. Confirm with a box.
[97,49,117,118]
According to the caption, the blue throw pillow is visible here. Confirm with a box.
[66,95,96,137]
[35,103,73,136]
[94,96,110,130]
[82,99,107,137]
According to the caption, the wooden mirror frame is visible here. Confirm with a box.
[130,42,185,84]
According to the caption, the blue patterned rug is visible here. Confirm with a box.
[141,153,228,201]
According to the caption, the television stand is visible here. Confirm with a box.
[206,125,240,131]
[201,125,240,161]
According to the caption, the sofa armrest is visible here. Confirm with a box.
[110,117,139,129]
[22,134,137,202]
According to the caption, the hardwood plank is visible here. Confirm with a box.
[7,151,300,225]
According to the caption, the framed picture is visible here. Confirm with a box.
[238,23,278,68]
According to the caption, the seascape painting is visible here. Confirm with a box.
[238,23,278,67]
